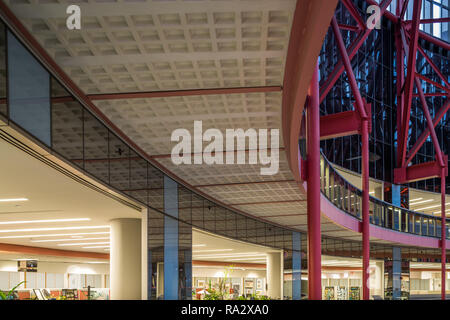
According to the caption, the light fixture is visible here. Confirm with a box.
[193,253,267,259]
[58,242,109,247]
[410,199,434,206]
[225,258,267,262]
[0,198,28,202]
[193,249,234,253]
[0,218,90,225]
[416,203,450,211]
[192,244,206,248]
[83,245,111,249]
[0,232,110,239]
[0,225,110,233]
[31,237,109,243]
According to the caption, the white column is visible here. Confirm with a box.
[266,251,283,299]
[110,218,141,300]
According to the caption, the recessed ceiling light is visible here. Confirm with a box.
[193,249,233,253]
[31,237,110,243]
[0,225,110,233]
[82,245,110,249]
[0,198,28,202]
[0,218,90,225]
[57,242,110,247]
[410,199,434,206]
[0,232,110,239]
[416,203,450,211]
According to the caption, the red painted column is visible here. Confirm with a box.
[362,118,370,300]
[395,0,405,168]
[306,63,322,300]
[442,168,447,300]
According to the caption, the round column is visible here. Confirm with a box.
[266,252,282,299]
[110,218,141,300]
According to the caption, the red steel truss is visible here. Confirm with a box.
[319,0,448,300]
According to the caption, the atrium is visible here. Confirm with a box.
[0,0,448,301]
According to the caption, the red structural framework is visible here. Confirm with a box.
[304,0,449,300]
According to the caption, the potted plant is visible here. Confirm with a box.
[0,281,26,300]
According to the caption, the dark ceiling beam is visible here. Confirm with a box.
[87,86,282,101]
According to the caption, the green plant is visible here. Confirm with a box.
[0,281,26,300]
[203,265,235,300]
[203,289,221,300]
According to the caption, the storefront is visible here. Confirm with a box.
[0,258,109,300]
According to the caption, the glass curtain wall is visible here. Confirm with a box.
[319,0,449,195]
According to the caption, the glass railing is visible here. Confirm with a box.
[320,152,449,239]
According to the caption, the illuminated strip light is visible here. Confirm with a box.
[193,249,234,253]
[192,251,260,258]
[83,245,111,249]
[416,203,450,211]
[432,209,450,214]
[225,258,267,262]
[0,225,110,233]
[31,237,110,243]
[0,218,90,225]
[410,199,434,206]
[57,242,110,247]
[193,254,267,259]
[192,244,206,248]
[0,198,28,202]
[0,232,110,239]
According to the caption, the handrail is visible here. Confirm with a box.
[320,150,449,239]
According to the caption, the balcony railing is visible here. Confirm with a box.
[320,152,449,239]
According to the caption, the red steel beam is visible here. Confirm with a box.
[415,73,449,94]
[441,168,447,300]
[414,76,445,167]
[400,0,410,20]
[395,2,405,166]
[331,16,368,119]
[417,46,450,89]
[394,156,448,184]
[413,92,448,97]
[87,86,282,101]
[320,0,393,103]
[361,117,370,301]
[306,63,322,300]
[405,99,450,166]
[399,0,422,167]
[339,24,359,32]
[418,30,450,51]
[320,110,361,140]
[342,0,366,29]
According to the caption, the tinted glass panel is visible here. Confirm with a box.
[7,31,50,146]
[51,78,84,168]
[83,111,109,183]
